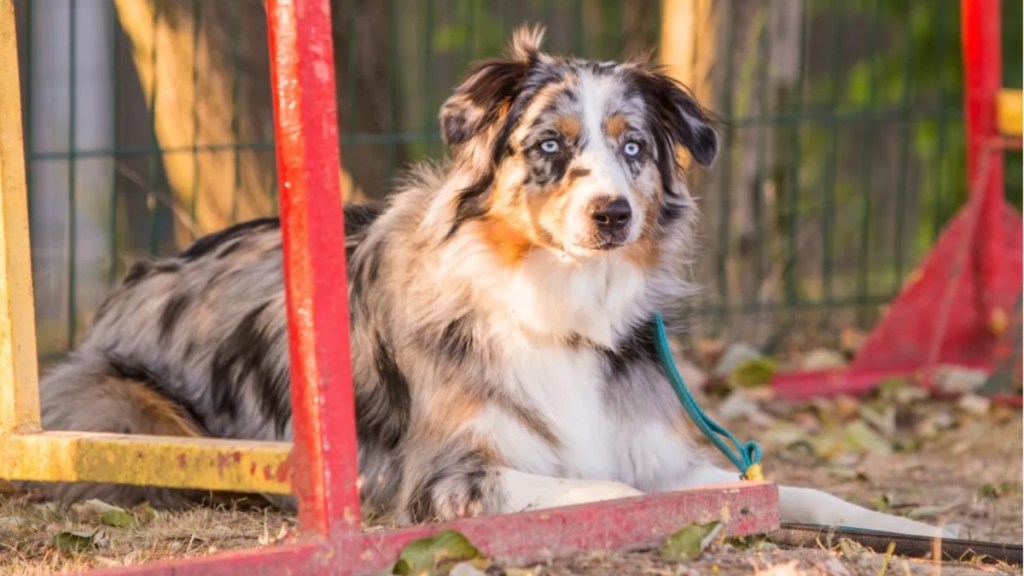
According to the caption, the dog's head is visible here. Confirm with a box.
[440,26,716,263]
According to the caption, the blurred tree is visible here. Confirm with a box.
[114,0,401,247]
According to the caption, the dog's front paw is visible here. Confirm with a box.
[401,459,499,523]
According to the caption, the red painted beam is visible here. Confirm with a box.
[354,482,779,569]
[84,483,779,576]
[961,0,1012,328]
[266,0,361,538]
[963,0,1002,191]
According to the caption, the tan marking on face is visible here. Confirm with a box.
[553,116,581,141]
[479,160,578,266]
[622,179,663,268]
[604,114,630,140]
[528,177,577,252]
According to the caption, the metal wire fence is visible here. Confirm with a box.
[13,0,1022,359]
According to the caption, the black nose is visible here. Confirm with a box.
[590,197,632,231]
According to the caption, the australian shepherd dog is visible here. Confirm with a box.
[35,28,950,538]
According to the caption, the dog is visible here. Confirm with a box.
[34,27,952,538]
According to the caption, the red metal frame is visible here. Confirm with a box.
[266,0,361,538]
[75,1,778,574]
[772,0,1023,403]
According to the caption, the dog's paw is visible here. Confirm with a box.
[401,469,495,523]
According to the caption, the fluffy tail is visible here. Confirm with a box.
[22,355,209,508]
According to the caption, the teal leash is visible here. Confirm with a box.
[652,313,765,481]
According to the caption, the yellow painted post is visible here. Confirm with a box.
[997,89,1023,137]
[0,432,294,494]
[0,1,297,497]
[0,0,42,435]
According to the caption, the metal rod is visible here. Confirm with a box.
[265,0,361,538]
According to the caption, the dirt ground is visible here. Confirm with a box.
[1,382,1021,575]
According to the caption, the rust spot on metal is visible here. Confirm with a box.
[177,453,188,469]
[214,450,244,477]
[250,462,258,476]
[275,457,291,483]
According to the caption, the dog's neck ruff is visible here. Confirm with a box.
[472,240,650,349]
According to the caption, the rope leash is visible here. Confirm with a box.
[652,313,765,482]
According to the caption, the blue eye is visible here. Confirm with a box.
[540,139,560,154]
[623,141,642,157]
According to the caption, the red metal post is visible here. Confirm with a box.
[962,0,1010,329]
[963,0,1003,196]
[266,0,361,538]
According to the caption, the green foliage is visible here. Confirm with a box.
[661,521,724,561]
[52,530,105,553]
[729,357,778,389]
[390,529,488,576]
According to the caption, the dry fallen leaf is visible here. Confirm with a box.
[956,394,991,416]
[800,348,847,371]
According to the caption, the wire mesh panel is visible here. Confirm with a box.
[13,0,1022,360]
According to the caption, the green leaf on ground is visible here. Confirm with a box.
[661,521,723,560]
[870,493,893,512]
[977,482,1015,500]
[52,530,104,553]
[726,533,775,551]
[841,421,893,456]
[100,509,134,529]
[136,503,158,523]
[729,357,777,389]
[392,529,488,576]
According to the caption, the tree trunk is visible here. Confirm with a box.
[114,0,400,247]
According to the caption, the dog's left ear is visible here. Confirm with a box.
[439,26,545,148]
[635,69,719,167]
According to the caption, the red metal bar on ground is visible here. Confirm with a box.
[83,483,780,576]
[266,0,361,538]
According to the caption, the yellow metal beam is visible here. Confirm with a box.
[0,2,296,497]
[998,89,1022,138]
[0,431,294,494]
[0,0,42,434]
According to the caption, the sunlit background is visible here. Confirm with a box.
[12,0,1023,360]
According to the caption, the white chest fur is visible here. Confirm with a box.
[484,248,648,349]
[471,337,623,480]
[455,237,661,484]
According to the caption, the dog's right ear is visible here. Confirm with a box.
[439,26,545,147]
